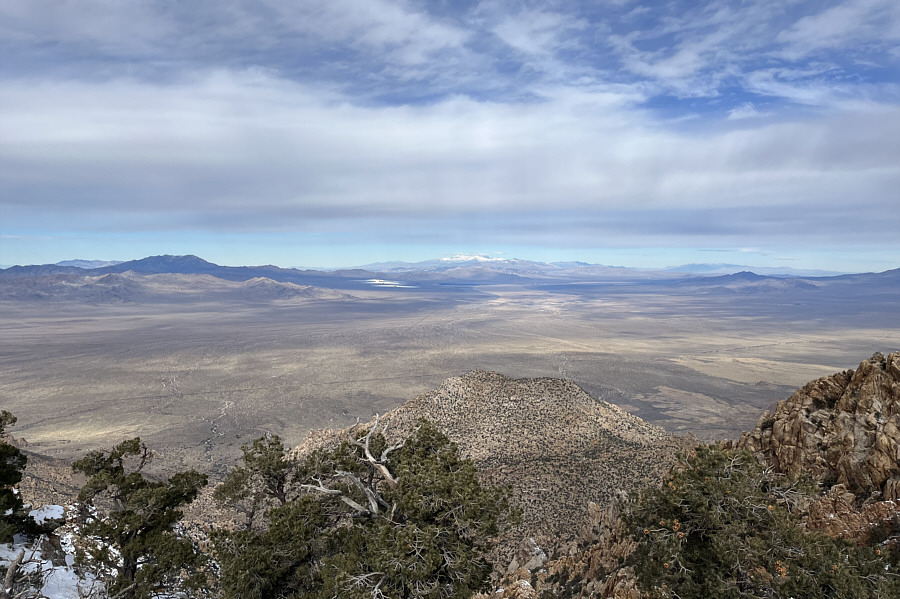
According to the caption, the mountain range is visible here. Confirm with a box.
[1,254,897,297]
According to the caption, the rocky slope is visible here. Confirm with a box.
[487,352,900,598]
[291,370,692,562]
[1,436,81,507]
[739,351,900,499]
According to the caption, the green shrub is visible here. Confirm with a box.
[0,410,33,542]
[626,445,900,598]
[73,438,209,599]
[214,419,517,599]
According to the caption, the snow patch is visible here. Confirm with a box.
[29,504,65,525]
[441,254,503,263]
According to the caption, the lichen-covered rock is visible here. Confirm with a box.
[496,496,645,598]
[474,578,540,599]
[507,538,547,574]
[597,566,642,599]
[806,483,900,544]
[739,352,900,499]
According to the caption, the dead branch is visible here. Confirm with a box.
[335,470,390,513]
[349,415,399,488]
[0,549,24,599]
[300,481,371,515]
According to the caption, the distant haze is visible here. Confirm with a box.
[0,255,862,277]
[0,254,877,277]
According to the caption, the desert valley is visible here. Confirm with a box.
[2,255,897,478]
[1,255,899,598]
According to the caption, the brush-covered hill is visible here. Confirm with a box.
[291,370,692,560]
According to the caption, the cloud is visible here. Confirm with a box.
[2,1,900,262]
[776,0,900,61]
[263,0,470,66]
[604,1,783,98]
[0,0,173,53]
[491,8,587,57]
[2,67,899,246]
[727,103,768,120]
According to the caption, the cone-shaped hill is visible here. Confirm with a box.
[292,370,692,556]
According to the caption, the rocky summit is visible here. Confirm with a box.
[292,370,692,560]
[739,351,900,500]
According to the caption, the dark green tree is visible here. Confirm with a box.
[0,410,31,542]
[72,438,209,599]
[626,445,900,598]
[213,433,293,529]
[214,418,516,599]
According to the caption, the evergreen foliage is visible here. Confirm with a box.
[0,410,32,542]
[72,437,209,599]
[213,433,292,528]
[214,419,516,599]
[626,445,900,598]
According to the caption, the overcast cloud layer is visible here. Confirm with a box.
[1,0,899,269]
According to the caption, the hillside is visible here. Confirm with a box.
[490,352,900,598]
[291,370,693,559]
[6,354,900,598]
[0,270,350,303]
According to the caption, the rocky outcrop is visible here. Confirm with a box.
[492,353,900,598]
[477,497,643,599]
[806,484,900,545]
[739,352,900,499]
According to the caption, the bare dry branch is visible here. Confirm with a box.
[335,471,389,513]
[300,482,371,515]
[348,414,399,488]
[0,549,24,599]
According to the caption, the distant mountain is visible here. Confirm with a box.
[669,270,821,293]
[2,255,896,300]
[817,266,900,283]
[0,264,84,278]
[0,255,386,292]
[95,254,220,275]
[359,255,539,272]
[56,259,123,268]
[358,255,676,283]
[665,263,845,277]
[239,277,348,300]
[690,270,768,283]
[0,272,149,303]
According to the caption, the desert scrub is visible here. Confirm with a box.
[213,419,518,599]
[626,445,900,598]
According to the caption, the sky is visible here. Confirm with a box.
[1,0,899,272]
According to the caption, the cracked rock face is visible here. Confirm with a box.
[739,352,900,499]
[806,483,900,544]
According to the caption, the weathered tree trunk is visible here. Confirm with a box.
[0,549,25,599]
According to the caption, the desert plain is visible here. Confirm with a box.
[1,272,897,478]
